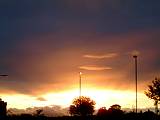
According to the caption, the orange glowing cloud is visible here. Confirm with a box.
[79,65,112,71]
[83,53,118,59]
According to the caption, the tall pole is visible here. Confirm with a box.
[133,55,138,113]
[79,72,82,97]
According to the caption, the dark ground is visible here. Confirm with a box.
[1,112,160,120]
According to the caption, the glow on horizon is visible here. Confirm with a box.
[1,88,154,109]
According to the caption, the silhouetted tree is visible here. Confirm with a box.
[97,107,108,116]
[69,96,95,116]
[110,104,121,110]
[69,105,77,116]
[34,109,43,116]
[108,104,124,117]
[145,77,160,114]
[142,110,157,120]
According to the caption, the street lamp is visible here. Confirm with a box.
[133,55,137,113]
[132,51,139,113]
[79,72,82,97]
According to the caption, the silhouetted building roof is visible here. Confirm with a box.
[0,98,7,117]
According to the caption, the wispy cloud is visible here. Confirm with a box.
[79,65,112,71]
[36,97,47,101]
[83,53,118,59]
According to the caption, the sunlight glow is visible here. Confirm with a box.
[0,89,153,109]
[43,88,153,109]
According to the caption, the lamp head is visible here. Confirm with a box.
[132,50,139,58]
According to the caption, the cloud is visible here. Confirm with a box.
[83,53,118,59]
[8,105,69,117]
[64,0,125,12]
[79,65,112,71]
[36,97,47,101]
[0,18,159,96]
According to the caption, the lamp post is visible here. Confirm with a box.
[79,72,82,97]
[133,55,138,113]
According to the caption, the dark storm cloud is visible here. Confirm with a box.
[1,31,160,94]
[1,0,159,40]
[0,0,160,94]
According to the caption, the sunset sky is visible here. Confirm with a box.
[0,0,160,110]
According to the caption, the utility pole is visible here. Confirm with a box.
[133,55,138,113]
[79,72,82,97]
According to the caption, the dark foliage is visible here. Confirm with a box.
[1,112,160,120]
[145,77,160,114]
[97,107,108,116]
[97,104,124,120]
[69,96,96,116]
